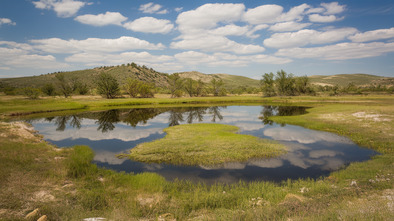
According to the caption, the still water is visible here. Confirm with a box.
[28,106,376,184]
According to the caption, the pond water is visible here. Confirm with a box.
[27,106,376,184]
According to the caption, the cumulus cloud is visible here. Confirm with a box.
[269,21,311,32]
[0,18,16,26]
[31,36,165,54]
[75,12,127,26]
[123,17,174,34]
[243,3,310,24]
[65,51,173,66]
[349,27,394,42]
[139,2,168,14]
[171,35,265,54]
[309,14,343,23]
[321,2,346,15]
[264,28,358,48]
[32,0,86,18]
[275,42,394,60]
[0,41,69,70]
[176,3,245,34]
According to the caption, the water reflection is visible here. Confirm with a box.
[27,105,376,184]
[259,106,307,126]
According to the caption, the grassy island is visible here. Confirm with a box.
[128,123,286,166]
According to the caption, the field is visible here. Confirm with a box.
[0,94,393,220]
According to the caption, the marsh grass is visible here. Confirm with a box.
[128,123,286,166]
[1,95,393,220]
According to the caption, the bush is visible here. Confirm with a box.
[41,83,56,96]
[23,87,41,99]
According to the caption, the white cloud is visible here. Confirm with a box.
[31,36,165,54]
[175,7,183,13]
[243,3,310,25]
[208,24,249,36]
[0,42,69,70]
[171,35,265,54]
[75,12,127,26]
[349,27,394,42]
[269,21,311,32]
[243,4,283,24]
[275,42,394,60]
[176,3,245,34]
[0,18,16,26]
[321,2,346,15]
[139,2,167,14]
[123,17,174,34]
[65,51,173,67]
[32,0,86,18]
[309,14,343,23]
[264,28,358,48]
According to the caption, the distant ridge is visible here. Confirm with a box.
[309,73,393,87]
[0,64,392,90]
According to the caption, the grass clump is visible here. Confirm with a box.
[128,123,286,166]
[66,145,97,178]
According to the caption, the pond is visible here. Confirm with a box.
[27,105,376,184]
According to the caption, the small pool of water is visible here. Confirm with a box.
[27,105,376,184]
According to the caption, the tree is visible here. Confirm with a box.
[96,72,120,99]
[41,83,56,96]
[210,78,225,96]
[23,87,41,99]
[260,72,276,97]
[139,83,154,98]
[275,70,295,96]
[168,73,184,98]
[194,79,206,97]
[124,78,141,98]
[295,75,314,95]
[55,73,73,98]
[184,78,195,97]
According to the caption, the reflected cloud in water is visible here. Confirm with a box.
[28,105,376,184]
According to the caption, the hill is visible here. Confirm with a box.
[309,73,393,87]
[176,71,260,90]
[1,63,392,92]
[0,63,170,89]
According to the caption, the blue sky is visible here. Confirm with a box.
[0,0,393,78]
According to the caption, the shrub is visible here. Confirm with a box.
[23,87,41,99]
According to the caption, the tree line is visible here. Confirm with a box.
[0,69,392,99]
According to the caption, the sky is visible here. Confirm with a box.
[0,0,393,79]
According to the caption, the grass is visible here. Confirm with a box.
[0,94,393,220]
[127,123,286,166]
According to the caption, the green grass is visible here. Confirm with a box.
[0,95,393,220]
[128,123,286,166]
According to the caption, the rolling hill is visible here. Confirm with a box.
[0,63,392,91]
[309,74,393,87]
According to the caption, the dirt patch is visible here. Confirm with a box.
[0,121,41,142]
[352,112,391,122]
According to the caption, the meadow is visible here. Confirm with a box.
[0,94,392,220]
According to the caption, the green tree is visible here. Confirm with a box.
[124,78,141,98]
[168,73,184,98]
[184,78,195,97]
[275,70,295,96]
[260,72,276,97]
[55,73,73,98]
[210,78,225,96]
[41,83,56,96]
[194,79,206,97]
[96,72,120,99]
[139,83,154,98]
[23,87,41,99]
[295,75,314,95]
